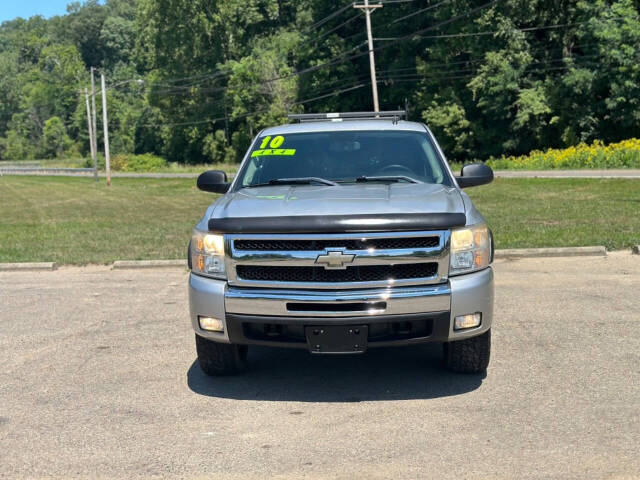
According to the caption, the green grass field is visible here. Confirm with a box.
[0,176,638,264]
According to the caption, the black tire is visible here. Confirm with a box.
[195,334,248,376]
[443,329,491,374]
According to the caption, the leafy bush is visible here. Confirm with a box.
[487,139,640,170]
[110,154,167,172]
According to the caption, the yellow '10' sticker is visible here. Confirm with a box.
[252,135,296,157]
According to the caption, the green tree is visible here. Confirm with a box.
[3,129,36,160]
[42,116,73,158]
[1,0,639,164]
[203,130,234,164]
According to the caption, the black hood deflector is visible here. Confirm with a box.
[209,213,466,234]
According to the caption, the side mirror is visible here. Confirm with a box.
[197,170,230,194]
[456,163,494,188]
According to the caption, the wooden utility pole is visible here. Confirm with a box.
[100,73,111,186]
[90,67,98,167]
[84,88,98,181]
[354,0,382,112]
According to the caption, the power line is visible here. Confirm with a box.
[139,3,359,89]
[391,0,450,24]
[376,17,627,41]
[303,2,357,33]
[142,74,373,126]
[147,39,370,96]
[378,51,600,77]
[298,12,363,49]
[380,61,601,84]
[119,6,623,96]
[144,0,496,92]
[264,0,500,84]
[117,0,614,117]
[139,82,368,128]
[115,0,498,112]
[139,57,597,129]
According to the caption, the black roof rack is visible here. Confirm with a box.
[288,111,407,124]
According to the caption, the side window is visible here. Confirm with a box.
[241,159,260,186]
[420,137,444,184]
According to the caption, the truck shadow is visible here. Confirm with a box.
[187,344,485,402]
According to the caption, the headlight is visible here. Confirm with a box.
[449,223,491,276]
[191,231,226,279]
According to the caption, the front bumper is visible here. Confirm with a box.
[189,267,493,347]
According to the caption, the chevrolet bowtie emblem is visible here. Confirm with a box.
[315,251,356,270]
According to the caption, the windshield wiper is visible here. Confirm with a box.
[353,175,422,184]
[246,177,339,188]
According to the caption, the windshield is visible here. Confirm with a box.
[236,130,452,188]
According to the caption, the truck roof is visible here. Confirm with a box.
[261,120,428,136]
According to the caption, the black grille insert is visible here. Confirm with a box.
[234,236,440,251]
[287,302,387,312]
[236,263,438,283]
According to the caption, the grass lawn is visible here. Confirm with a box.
[0,176,638,264]
[0,176,212,264]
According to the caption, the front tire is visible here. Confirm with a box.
[195,334,248,376]
[443,329,491,374]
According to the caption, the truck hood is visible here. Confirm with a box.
[211,183,465,219]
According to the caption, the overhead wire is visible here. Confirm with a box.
[142,0,489,91]
[139,81,369,128]
[122,0,620,129]
[298,11,363,49]
[302,2,356,33]
[391,0,451,24]
[375,17,627,41]
[116,4,623,96]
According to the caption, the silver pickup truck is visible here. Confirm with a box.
[188,111,494,376]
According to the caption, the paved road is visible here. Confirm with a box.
[1,253,638,479]
[2,168,640,179]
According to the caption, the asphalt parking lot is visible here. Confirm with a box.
[1,253,639,479]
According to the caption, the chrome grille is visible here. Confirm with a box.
[226,230,450,290]
[233,236,440,251]
[236,263,438,283]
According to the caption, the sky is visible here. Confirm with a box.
[0,0,77,24]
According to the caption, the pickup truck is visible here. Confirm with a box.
[188,111,494,375]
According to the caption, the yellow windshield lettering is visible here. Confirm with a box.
[270,135,284,148]
[259,136,272,149]
[251,148,296,157]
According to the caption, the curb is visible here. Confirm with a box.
[112,259,188,269]
[633,246,640,255]
[0,262,57,272]
[495,246,606,259]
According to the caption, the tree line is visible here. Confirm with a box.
[0,0,638,164]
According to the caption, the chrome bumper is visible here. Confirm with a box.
[225,284,451,317]
[189,267,493,344]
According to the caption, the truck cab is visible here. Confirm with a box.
[189,111,494,375]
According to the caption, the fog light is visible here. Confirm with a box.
[454,313,481,330]
[199,316,224,332]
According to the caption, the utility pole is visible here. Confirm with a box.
[90,67,98,169]
[84,88,98,181]
[354,0,382,112]
[223,98,230,145]
[100,73,111,186]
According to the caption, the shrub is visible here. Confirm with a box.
[110,153,167,172]
[486,139,640,170]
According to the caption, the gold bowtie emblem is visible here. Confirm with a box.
[315,251,356,270]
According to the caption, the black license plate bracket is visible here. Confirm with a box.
[305,325,368,354]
